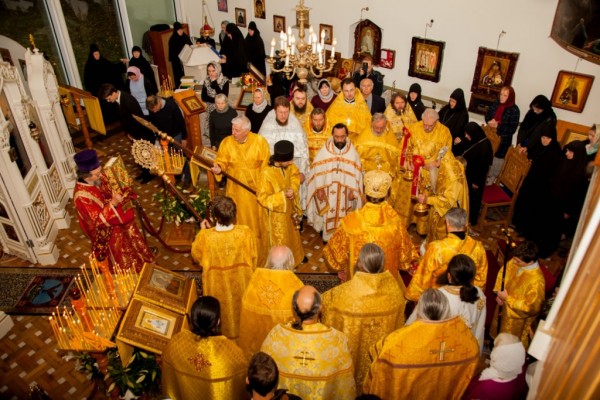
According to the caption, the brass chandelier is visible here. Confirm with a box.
[267,0,337,84]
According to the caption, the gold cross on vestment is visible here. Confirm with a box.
[293,351,315,367]
[430,341,455,361]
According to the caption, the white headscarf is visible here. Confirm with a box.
[251,88,268,113]
[316,78,334,103]
[480,333,526,382]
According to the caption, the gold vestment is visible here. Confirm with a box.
[238,268,304,358]
[384,102,418,142]
[303,117,333,163]
[364,316,479,400]
[256,164,305,265]
[191,225,257,341]
[214,133,271,266]
[405,233,488,302]
[323,201,418,278]
[321,271,406,391]
[425,152,469,241]
[354,125,401,178]
[291,101,314,127]
[326,91,372,136]
[162,331,247,400]
[393,121,452,225]
[261,322,356,400]
[491,260,545,348]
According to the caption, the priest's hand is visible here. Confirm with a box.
[417,193,427,204]
[200,219,211,229]
[317,188,326,201]
[111,192,123,207]
[211,165,222,175]
[454,137,462,145]
[299,173,305,184]
[496,290,508,305]
[285,188,294,199]
[348,191,356,201]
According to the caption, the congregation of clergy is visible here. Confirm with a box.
[73,16,599,399]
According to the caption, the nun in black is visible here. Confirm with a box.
[455,122,494,226]
[220,23,248,79]
[439,88,469,150]
[516,94,556,149]
[244,21,267,76]
[512,125,563,240]
[168,22,192,87]
[129,45,157,89]
[407,83,426,121]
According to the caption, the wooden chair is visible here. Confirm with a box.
[477,146,531,227]
[482,124,501,155]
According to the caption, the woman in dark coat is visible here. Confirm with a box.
[512,126,563,244]
[407,83,426,121]
[310,79,335,112]
[439,88,469,152]
[455,122,494,226]
[485,86,520,159]
[244,21,267,76]
[245,88,272,133]
[168,22,192,87]
[129,45,157,89]
[516,94,556,149]
[220,23,248,79]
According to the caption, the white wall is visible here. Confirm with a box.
[185,0,599,125]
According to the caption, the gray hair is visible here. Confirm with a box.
[215,93,228,103]
[356,243,385,273]
[422,108,439,122]
[231,115,251,132]
[445,207,467,230]
[371,112,387,124]
[265,245,295,270]
[415,288,451,321]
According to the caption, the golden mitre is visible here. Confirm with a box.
[364,170,392,199]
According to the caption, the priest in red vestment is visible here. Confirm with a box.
[73,150,154,272]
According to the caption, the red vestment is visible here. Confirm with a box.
[73,181,153,272]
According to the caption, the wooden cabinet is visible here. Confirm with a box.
[147,24,190,88]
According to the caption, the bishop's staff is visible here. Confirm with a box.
[497,228,517,334]
[133,115,256,195]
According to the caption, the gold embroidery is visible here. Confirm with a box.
[293,350,316,367]
[258,280,285,309]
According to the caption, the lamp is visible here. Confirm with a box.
[199,0,215,38]
[267,0,337,85]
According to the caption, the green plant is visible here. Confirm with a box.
[153,187,210,224]
[105,348,161,397]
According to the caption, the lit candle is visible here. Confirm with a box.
[270,38,275,57]
[279,30,285,50]
[312,34,318,53]
[285,54,290,66]
[287,26,292,37]
[320,29,325,47]
[318,46,323,64]
[331,38,337,56]
[290,36,295,56]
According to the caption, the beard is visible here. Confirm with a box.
[313,124,324,133]
[276,117,288,127]
[334,140,346,150]
[294,103,307,114]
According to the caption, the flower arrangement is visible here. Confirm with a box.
[153,186,211,225]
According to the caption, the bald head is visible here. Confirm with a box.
[422,108,439,133]
[291,285,321,329]
[265,245,295,270]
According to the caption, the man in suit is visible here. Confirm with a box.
[99,83,156,183]
[360,78,385,115]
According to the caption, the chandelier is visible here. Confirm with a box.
[267,0,337,84]
[199,0,215,38]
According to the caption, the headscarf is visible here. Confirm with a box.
[247,21,260,35]
[127,66,142,79]
[316,79,334,103]
[552,140,588,200]
[480,334,526,382]
[131,45,142,54]
[440,88,466,125]
[251,88,268,113]
[204,61,228,92]
[493,86,516,123]
[520,95,555,131]
[408,83,422,104]
[586,123,600,155]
